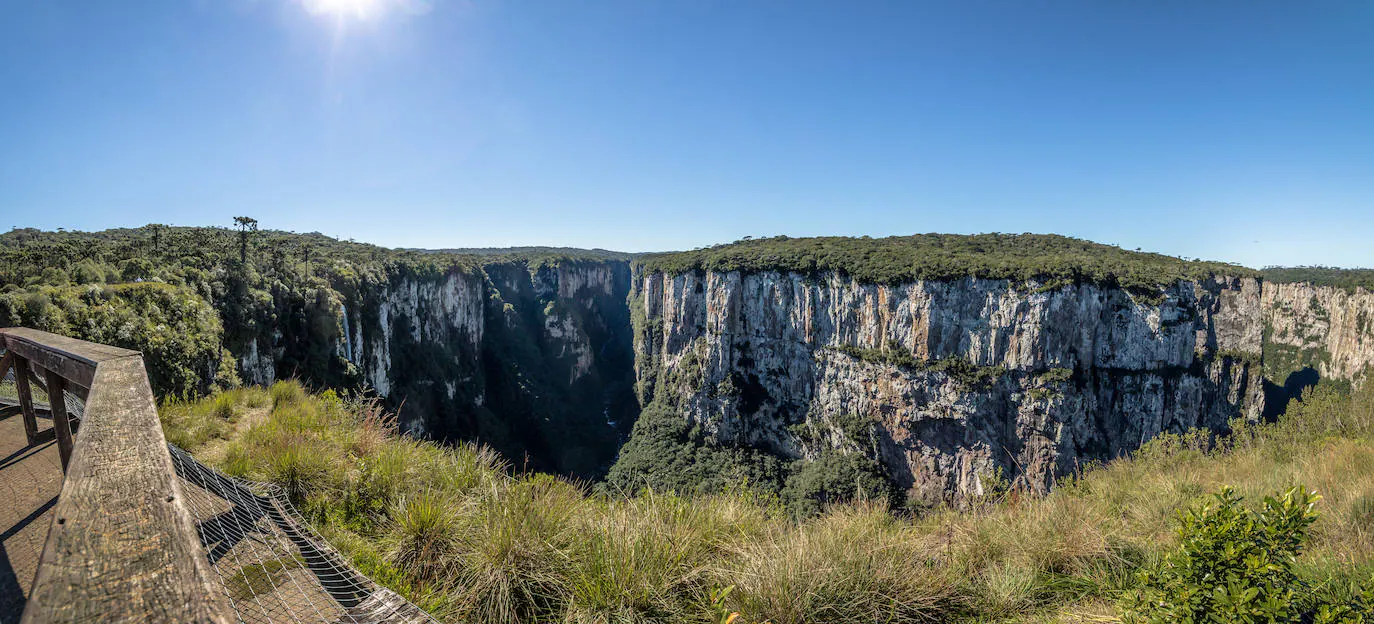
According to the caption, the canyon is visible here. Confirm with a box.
[5,227,1371,502]
[237,244,1373,504]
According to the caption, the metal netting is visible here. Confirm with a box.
[169,445,440,624]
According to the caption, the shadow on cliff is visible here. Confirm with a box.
[1261,366,1321,421]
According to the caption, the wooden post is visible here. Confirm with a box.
[44,369,74,471]
[13,354,40,445]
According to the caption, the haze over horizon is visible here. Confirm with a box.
[2,2,1371,268]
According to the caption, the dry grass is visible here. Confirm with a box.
[161,380,1374,623]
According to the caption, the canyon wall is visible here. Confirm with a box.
[626,269,1374,503]
[221,252,1374,496]
[235,259,636,478]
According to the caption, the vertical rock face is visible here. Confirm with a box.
[1261,282,1374,382]
[235,259,637,478]
[630,268,1373,502]
[349,268,486,400]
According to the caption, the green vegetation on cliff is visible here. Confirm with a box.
[832,341,1009,389]
[1264,266,1374,294]
[0,281,233,396]
[164,378,1374,623]
[0,223,475,393]
[637,233,1256,293]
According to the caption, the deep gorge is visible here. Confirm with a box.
[290,258,641,478]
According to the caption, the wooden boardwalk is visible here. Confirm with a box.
[0,406,60,624]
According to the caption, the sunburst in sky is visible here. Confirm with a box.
[300,0,431,20]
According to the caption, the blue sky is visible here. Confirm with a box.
[1,1,1370,267]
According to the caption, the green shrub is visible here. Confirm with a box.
[781,452,894,518]
[448,475,582,624]
[1314,581,1374,623]
[0,282,228,396]
[212,392,237,420]
[1122,486,1320,623]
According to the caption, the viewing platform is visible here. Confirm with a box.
[0,328,437,624]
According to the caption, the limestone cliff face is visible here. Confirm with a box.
[348,268,486,401]
[1261,282,1374,383]
[234,259,636,478]
[631,269,1371,502]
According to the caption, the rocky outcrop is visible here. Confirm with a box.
[629,268,1372,503]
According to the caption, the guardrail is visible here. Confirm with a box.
[1,328,232,623]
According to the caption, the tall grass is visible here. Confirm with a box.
[723,502,955,624]
[161,380,1374,623]
[158,386,269,450]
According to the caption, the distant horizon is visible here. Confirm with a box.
[9,220,1373,271]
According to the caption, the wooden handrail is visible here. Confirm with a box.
[0,328,232,624]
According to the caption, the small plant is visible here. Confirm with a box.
[709,585,740,624]
[384,490,458,586]
[269,379,306,408]
[1122,486,1320,623]
[265,438,333,503]
[1314,580,1374,623]
[212,392,236,420]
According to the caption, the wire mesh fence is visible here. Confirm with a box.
[170,445,440,624]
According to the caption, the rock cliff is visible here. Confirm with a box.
[237,258,636,478]
[624,266,1374,503]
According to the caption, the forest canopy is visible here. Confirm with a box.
[636,233,1258,292]
[1262,266,1374,293]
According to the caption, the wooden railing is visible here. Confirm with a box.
[0,328,232,623]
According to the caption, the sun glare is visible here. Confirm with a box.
[302,0,384,19]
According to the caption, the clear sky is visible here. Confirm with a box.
[1,1,1371,267]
